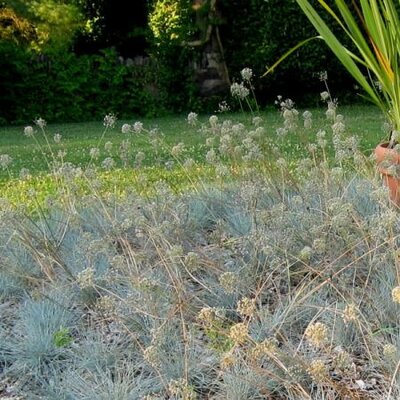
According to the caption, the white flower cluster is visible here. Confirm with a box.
[0,154,12,170]
[241,67,253,81]
[103,113,116,128]
[230,82,249,100]
[24,126,34,137]
[187,112,198,126]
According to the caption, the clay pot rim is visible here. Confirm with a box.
[375,142,400,175]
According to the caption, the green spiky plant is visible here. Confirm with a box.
[266,0,400,147]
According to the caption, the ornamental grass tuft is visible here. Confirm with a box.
[1,84,400,398]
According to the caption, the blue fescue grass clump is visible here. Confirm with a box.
[2,78,400,398]
[1,159,400,398]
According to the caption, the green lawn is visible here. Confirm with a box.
[0,104,387,210]
[0,104,386,179]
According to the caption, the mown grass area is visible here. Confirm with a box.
[1,125,399,398]
[0,104,386,209]
[0,104,385,176]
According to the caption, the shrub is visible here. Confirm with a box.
[0,46,165,125]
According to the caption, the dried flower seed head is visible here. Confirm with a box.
[104,141,113,152]
[216,164,229,177]
[299,246,313,262]
[308,143,317,152]
[103,113,116,128]
[276,127,288,137]
[197,307,217,326]
[121,123,131,134]
[34,117,47,128]
[110,255,125,270]
[209,115,218,127]
[219,271,237,294]
[205,149,217,164]
[171,142,185,157]
[286,365,304,382]
[251,338,278,360]
[333,347,352,371]
[102,157,115,170]
[320,91,330,101]
[187,112,198,126]
[0,154,12,170]
[255,127,265,137]
[53,133,62,143]
[24,125,34,137]
[237,297,256,317]
[343,303,358,325]
[167,244,184,260]
[328,100,337,110]
[305,322,328,347]
[279,98,295,110]
[58,150,67,159]
[332,120,346,135]
[76,267,95,289]
[183,251,200,272]
[19,168,30,179]
[89,147,100,159]
[232,123,245,135]
[392,286,400,303]
[383,343,397,359]
[220,351,236,369]
[229,322,248,345]
[241,67,253,81]
[283,108,293,120]
[138,277,159,291]
[183,158,195,169]
[218,101,230,113]
[230,82,249,99]
[317,129,326,139]
[319,71,328,81]
[252,116,263,126]
[96,295,116,318]
[307,359,328,382]
[133,121,143,133]
[135,151,145,165]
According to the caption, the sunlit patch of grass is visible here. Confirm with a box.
[0,164,224,212]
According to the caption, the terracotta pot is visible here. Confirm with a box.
[375,142,400,206]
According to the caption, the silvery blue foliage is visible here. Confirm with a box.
[57,364,157,400]
[221,364,266,399]
[1,160,400,398]
[2,295,76,384]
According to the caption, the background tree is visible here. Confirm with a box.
[74,0,148,56]
[1,0,85,51]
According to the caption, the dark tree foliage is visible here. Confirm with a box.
[74,0,149,56]
[218,0,356,105]
[0,0,375,125]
